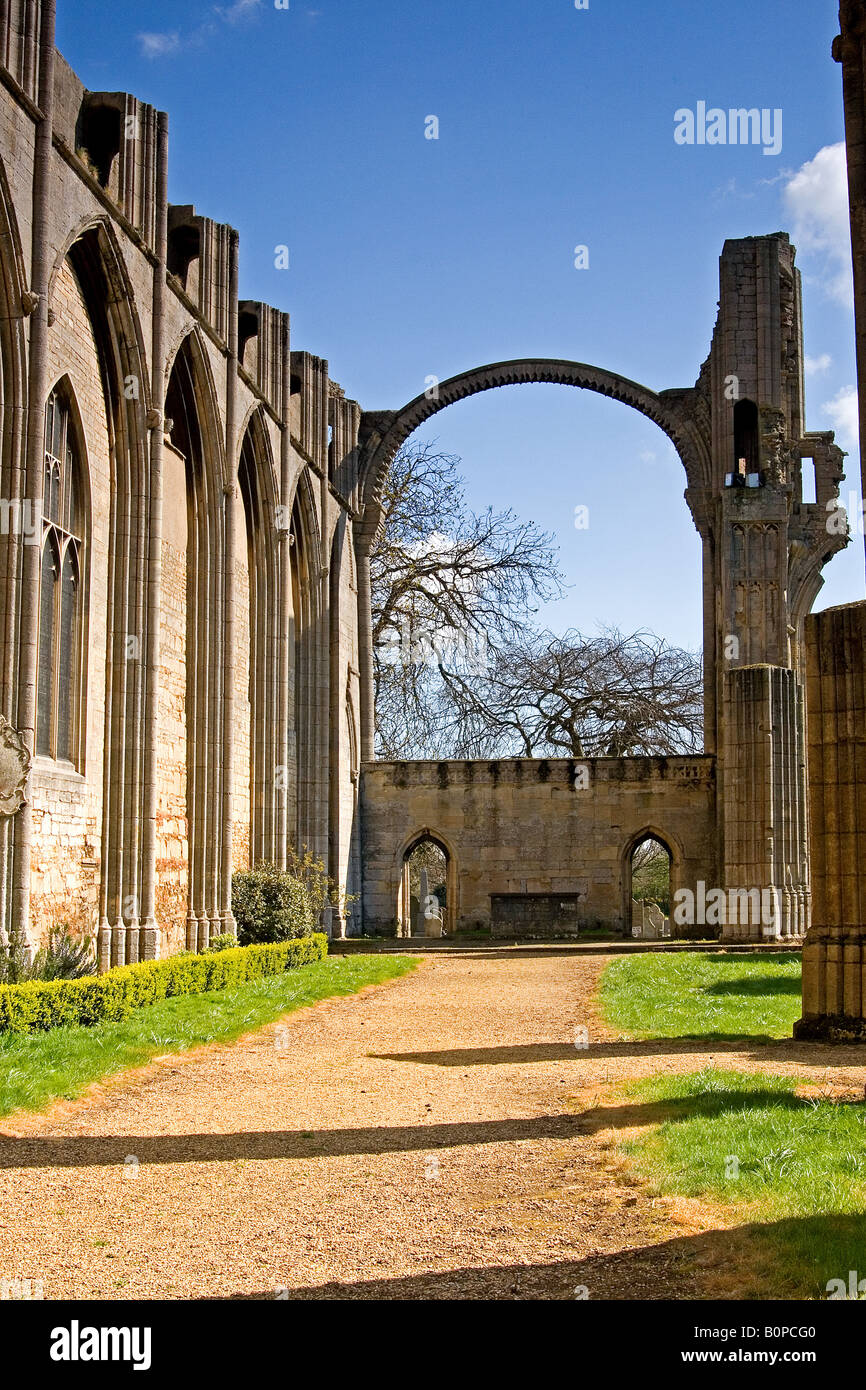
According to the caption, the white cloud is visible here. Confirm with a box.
[215,0,262,22]
[804,353,832,375]
[138,0,262,59]
[783,143,853,308]
[137,31,182,59]
[822,384,859,450]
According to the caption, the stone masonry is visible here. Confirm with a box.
[0,0,856,971]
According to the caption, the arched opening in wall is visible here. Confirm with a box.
[238,413,279,867]
[626,833,672,940]
[76,101,122,190]
[52,224,152,962]
[290,486,317,851]
[36,385,88,769]
[167,221,201,292]
[370,383,705,762]
[238,308,258,376]
[165,335,224,947]
[399,835,451,938]
[733,398,760,482]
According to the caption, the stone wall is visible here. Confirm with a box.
[361,756,717,936]
[30,258,111,940]
[0,2,363,960]
[797,602,866,1039]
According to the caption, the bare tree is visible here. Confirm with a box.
[370,441,704,760]
[440,627,704,758]
[371,440,564,757]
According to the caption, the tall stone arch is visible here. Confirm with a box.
[237,406,281,868]
[54,222,154,968]
[288,465,325,859]
[358,358,710,514]
[0,150,29,947]
[354,358,713,764]
[353,252,848,945]
[164,328,229,951]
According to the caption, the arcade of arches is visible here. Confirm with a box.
[0,1,864,1043]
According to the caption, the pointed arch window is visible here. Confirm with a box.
[36,389,85,766]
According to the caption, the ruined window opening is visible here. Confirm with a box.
[167,223,201,291]
[731,399,760,485]
[400,837,449,938]
[238,309,258,372]
[628,834,671,939]
[36,390,85,766]
[800,456,817,505]
[77,102,122,189]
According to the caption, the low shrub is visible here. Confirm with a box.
[33,928,98,980]
[232,863,316,945]
[0,926,96,982]
[0,934,328,1035]
[205,933,238,954]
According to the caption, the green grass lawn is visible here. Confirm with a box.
[617,1068,866,1299]
[599,952,802,1040]
[0,954,417,1118]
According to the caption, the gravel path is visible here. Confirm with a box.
[1,950,864,1301]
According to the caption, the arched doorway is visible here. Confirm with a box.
[625,832,672,939]
[398,834,453,938]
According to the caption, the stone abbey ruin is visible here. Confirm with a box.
[0,0,864,1038]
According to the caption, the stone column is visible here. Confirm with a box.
[220,229,240,935]
[835,3,866,545]
[795,602,866,1040]
[276,315,292,870]
[139,109,169,963]
[720,665,809,942]
[10,0,56,956]
[354,523,377,764]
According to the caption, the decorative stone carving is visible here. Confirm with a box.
[760,407,789,486]
[0,716,30,816]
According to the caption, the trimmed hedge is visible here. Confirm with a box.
[0,934,328,1035]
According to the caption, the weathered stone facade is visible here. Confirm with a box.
[357,233,845,942]
[0,0,854,964]
[0,1,362,962]
[794,0,866,1040]
[361,757,716,936]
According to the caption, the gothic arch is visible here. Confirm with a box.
[621,824,682,932]
[54,223,152,966]
[47,216,152,413]
[166,331,229,948]
[0,147,30,729]
[40,375,91,772]
[238,406,280,864]
[164,326,226,487]
[358,358,711,520]
[288,465,323,853]
[395,827,457,937]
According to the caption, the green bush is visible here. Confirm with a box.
[205,933,238,954]
[1,926,97,982]
[0,934,327,1035]
[32,928,97,980]
[232,863,316,945]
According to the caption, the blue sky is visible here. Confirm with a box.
[58,0,865,650]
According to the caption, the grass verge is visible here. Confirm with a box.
[0,954,417,1118]
[599,951,802,1040]
[616,1067,866,1299]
